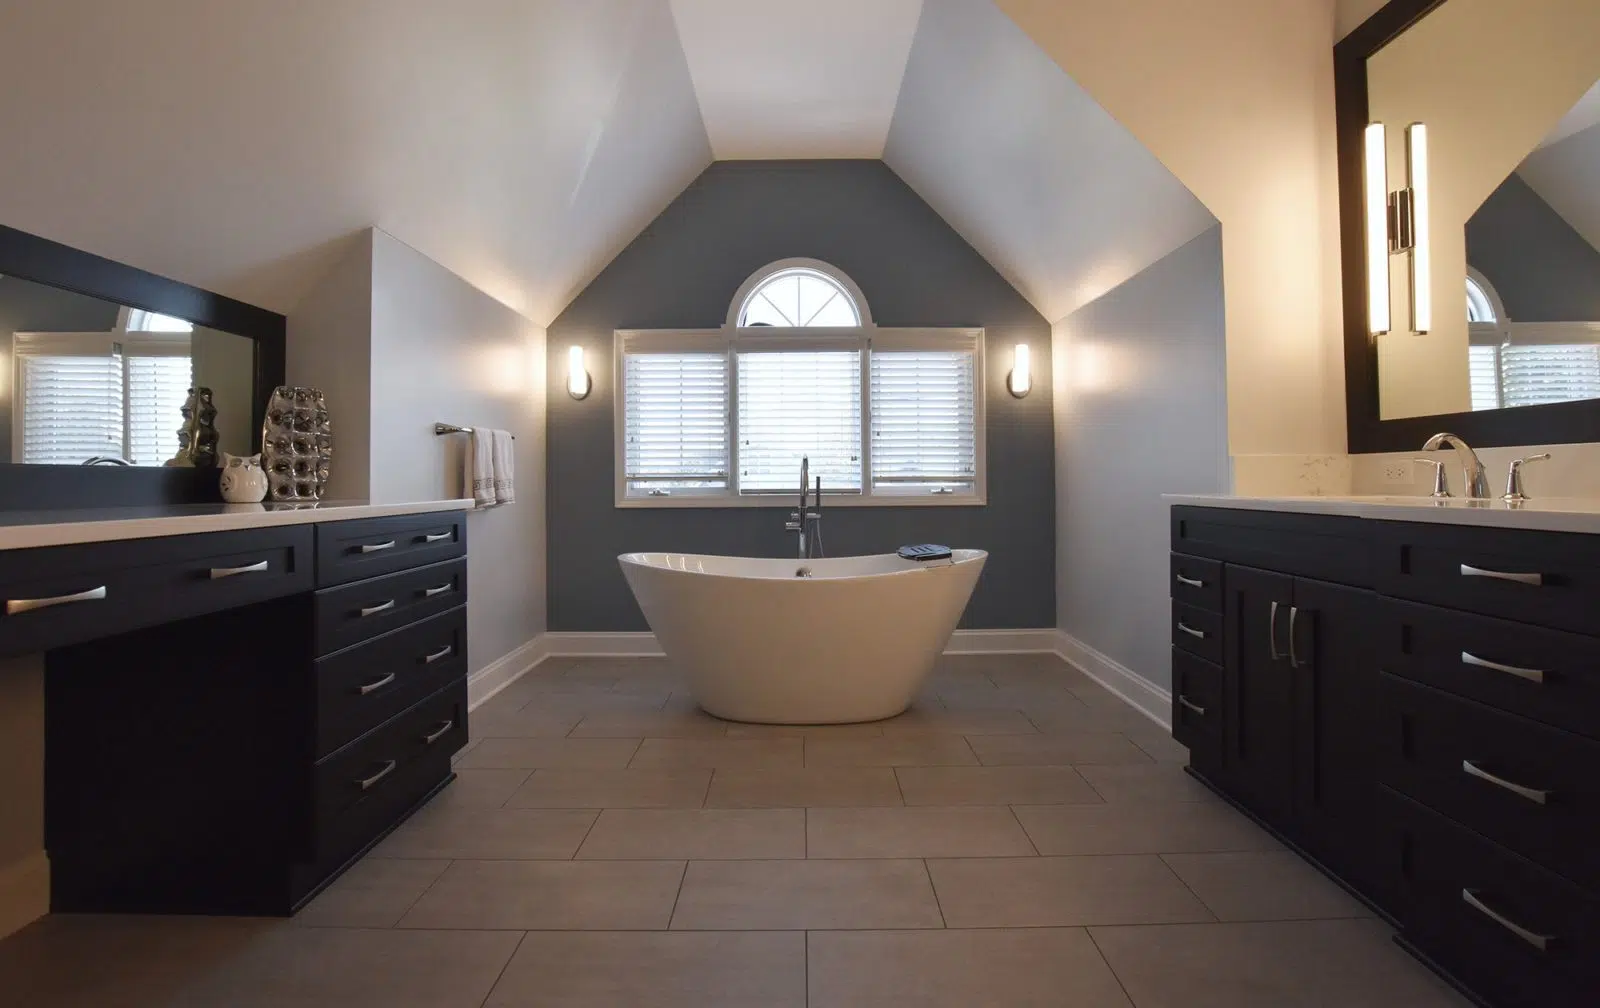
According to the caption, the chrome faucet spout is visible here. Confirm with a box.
[1422,432,1490,499]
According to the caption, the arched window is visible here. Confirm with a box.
[1466,275,1498,324]
[732,260,865,328]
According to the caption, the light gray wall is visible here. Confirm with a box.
[1467,171,1600,322]
[547,160,1054,631]
[190,327,256,458]
[1055,226,1227,690]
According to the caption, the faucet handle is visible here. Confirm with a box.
[1413,458,1450,498]
[1503,454,1551,503]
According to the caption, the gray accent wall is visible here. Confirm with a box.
[1467,172,1600,322]
[547,160,1054,631]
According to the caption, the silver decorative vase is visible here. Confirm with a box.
[260,386,332,501]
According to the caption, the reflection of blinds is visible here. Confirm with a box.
[126,354,192,464]
[1500,344,1600,408]
[18,354,124,464]
[621,352,729,494]
[1468,345,1501,411]
[869,350,978,492]
[737,350,862,493]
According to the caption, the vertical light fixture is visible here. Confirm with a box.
[1406,122,1432,334]
[1007,344,1031,398]
[1364,123,1391,335]
[567,345,591,400]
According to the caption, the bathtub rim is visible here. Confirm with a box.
[617,548,987,582]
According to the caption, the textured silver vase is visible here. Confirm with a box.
[260,386,332,501]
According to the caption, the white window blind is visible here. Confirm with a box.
[622,352,729,495]
[16,352,124,464]
[1500,344,1600,408]
[1468,345,1502,411]
[126,350,192,464]
[870,349,978,493]
[737,350,862,493]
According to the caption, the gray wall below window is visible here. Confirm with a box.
[1467,172,1600,323]
[547,160,1054,632]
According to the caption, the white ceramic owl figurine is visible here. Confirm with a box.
[219,452,270,503]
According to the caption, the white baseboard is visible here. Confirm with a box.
[468,636,554,710]
[943,628,1063,653]
[1052,630,1172,730]
[0,851,49,941]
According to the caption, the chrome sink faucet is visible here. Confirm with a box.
[784,456,823,559]
[1422,432,1490,499]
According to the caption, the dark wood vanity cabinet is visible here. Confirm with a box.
[1172,505,1600,1007]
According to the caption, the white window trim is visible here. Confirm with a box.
[726,258,875,328]
[613,325,987,509]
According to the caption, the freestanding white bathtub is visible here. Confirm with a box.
[618,550,987,724]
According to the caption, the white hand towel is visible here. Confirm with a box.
[492,429,516,505]
[467,428,496,508]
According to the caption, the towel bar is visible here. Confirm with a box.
[434,423,514,439]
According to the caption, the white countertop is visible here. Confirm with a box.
[0,499,475,551]
[1165,494,1600,535]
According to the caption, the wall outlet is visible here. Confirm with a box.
[1381,461,1412,485]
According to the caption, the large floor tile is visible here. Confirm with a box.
[1126,730,1192,763]
[877,709,1038,735]
[704,767,904,807]
[1160,851,1375,921]
[485,931,806,1007]
[1089,919,1472,1008]
[809,929,1133,1008]
[629,737,803,770]
[569,710,731,739]
[294,858,451,928]
[1077,763,1220,803]
[806,806,1037,858]
[966,732,1155,766]
[671,859,943,930]
[803,735,978,767]
[421,768,532,810]
[896,765,1103,805]
[398,860,685,930]
[927,855,1214,928]
[577,809,804,859]
[504,768,711,808]
[467,706,581,738]
[723,721,885,738]
[453,737,642,770]
[371,806,598,859]
[1013,801,1282,856]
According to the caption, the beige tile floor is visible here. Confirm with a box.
[0,653,1471,1007]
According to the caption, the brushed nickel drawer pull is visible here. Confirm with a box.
[1461,651,1546,684]
[1175,574,1205,589]
[422,583,454,598]
[359,600,396,617]
[359,540,397,554]
[6,586,107,615]
[1177,622,1207,640]
[419,532,452,544]
[210,560,269,579]
[424,645,453,664]
[1461,889,1554,951]
[1177,695,1207,717]
[1460,563,1543,586]
[356,760,398,791]
[1269,601,1283,661]
[1461,760,1550,805]
[422,720,455,745]
[1288,606,1301,668]
[357,672,397,695]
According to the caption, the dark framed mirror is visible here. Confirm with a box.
[1338,0,1600,452]
[0,224,285,508]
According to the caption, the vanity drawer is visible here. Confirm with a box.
[315,607,467,758]
[314,559,467,657]
[1171,601,1223,665]
[1374,520,1600,635]
[315,512,466,588]
[1377,674,1600,890]
[311,680,467,861]
[1378,599,1600,740]
[1170,554,1222,612]
[1171,648,1222,764]
[0,526,313,657]
[1378,788,1599,1008]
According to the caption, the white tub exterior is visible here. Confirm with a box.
[618,550,987,724]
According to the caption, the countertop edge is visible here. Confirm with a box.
[0,499,475,551]
[1163,494,1600,535]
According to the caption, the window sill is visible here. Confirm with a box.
[614,492,986,510]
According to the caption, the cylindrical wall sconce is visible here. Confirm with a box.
[1363,120,1431,336]
[1007,343,1031,398]
[567,345,592,400]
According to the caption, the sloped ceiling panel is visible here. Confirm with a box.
[1519,121,1600,254]
[0,0,709,323]
[668,0,923,159]
[884,0,1216,323]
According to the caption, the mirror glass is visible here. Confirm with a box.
[0,273,257,466]
[1366,0,1600,420]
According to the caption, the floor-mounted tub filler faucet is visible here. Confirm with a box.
[1421,432,1490,499]
[785,456,823,561]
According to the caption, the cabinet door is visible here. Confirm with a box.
[1289,577,1378,884]
[1223,564,1295,818]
